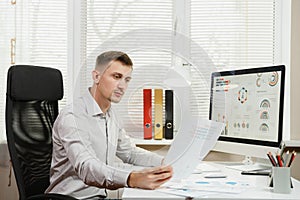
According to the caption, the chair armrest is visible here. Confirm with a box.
[27,193,78,200]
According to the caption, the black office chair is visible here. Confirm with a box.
[5,65,77,200]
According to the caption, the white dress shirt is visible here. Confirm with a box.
[45,88,163,199]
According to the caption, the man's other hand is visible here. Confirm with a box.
[127,165,173,190]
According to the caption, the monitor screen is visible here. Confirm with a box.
[209,65,285,153]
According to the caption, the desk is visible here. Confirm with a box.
[122,162,300,200]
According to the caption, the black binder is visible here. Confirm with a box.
[164,90,174,139]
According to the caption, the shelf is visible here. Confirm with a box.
[131,138,173,145]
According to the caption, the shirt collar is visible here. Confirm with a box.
[83,88,111,118]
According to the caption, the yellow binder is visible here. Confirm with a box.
[154,89,163,139]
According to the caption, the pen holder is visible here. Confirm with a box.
[269,167,293,194]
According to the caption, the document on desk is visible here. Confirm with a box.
[164,118,224,179]
[158,177,255,198]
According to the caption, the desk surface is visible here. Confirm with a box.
[122,162,300,200]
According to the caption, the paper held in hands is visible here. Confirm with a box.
[163,118,224,180]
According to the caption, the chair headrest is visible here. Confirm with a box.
[7,65,64,101]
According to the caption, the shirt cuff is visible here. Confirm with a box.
[151,154,164,166]
[111,168,131,188]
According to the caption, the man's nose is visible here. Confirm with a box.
[118,79,127,89]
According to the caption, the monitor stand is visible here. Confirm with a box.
[221,155,272,172]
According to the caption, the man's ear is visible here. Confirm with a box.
[92,70,100,84]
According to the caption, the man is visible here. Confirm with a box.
[46,51,173,199]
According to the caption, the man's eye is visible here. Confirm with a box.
[114,74,121,79]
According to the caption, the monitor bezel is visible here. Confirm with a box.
[209,65,285,148]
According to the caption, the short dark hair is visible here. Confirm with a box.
[95,51,133,72]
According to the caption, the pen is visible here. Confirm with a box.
[278,141,285,157]
[287,151,297,167]
[267,152,277,166]
[276,154,283,167]
[284,152,293,167]
[282,150,289,165]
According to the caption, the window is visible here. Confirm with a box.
[0,0,68,141]
[191,0,280,68]
[75,0,283,139]
[190,0,282,119]
[76,1,173,138]
[0,1,15,141]
[0,0,286,141]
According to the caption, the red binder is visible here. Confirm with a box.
[143,89,152,139]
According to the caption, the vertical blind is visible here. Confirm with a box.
[0,0,68,141]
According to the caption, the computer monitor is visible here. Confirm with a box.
[209,65,285,163]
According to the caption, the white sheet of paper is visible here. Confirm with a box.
[160,178,253,196]
[164,118,224,179]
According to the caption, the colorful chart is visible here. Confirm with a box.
[269,72,279,86]
[260,99,271,108]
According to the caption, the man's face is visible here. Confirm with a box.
[97,61,132,103]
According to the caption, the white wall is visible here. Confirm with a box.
[289,0,300,181]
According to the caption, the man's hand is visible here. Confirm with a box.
[127,165,173,190]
